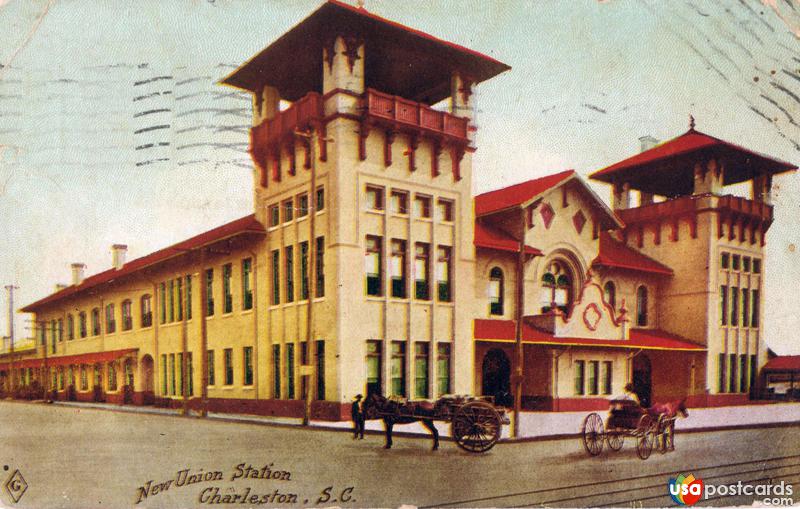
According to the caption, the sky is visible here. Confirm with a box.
[0,0,799,353]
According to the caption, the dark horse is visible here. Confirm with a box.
[363,393,440,450]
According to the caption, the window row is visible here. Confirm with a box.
[159,275,192,325]
[717,353,757,394]
[268,187,325,227]
[270,237,325,305]
[720,286,760,328]
[202,258,253,317]
[365,236,452,301]
[720,252,761,274]
[365,185,454,222]
[35,362,136,393]
[271,341,325,400]
[574,360,613,396]
[160,352,194,397]
[365,340,451,399]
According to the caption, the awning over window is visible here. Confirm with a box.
[0,348,138,371]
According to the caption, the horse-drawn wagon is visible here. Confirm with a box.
[581,399,682,460]
[364,393,510,453]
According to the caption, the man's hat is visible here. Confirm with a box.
[354,394,363,401]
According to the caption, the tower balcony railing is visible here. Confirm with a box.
[363,88,469,140]
[618,194,773,225]
[251,92,323,151]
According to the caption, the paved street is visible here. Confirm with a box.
[0,401,797,508]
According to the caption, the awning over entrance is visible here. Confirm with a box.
[474,319,705,351]
[0,348,138,371]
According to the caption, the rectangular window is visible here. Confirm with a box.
[437,343,451,395]
[58,368,64,391]
[242,258,253,310]
[50,320,56,353]
[436,198,454,222]
[187,353,193,396]
[391,341,406,397]
[602,361,613,395]
[223,264,233,313]
[731,287,739,326]
[105,304,116,334]
[57,318,63,342]
[81,365,89,391]
[283,199,294,222]
[414,243,430,300]
[273,345,281,398]
[243,346,253,386]
[751,289,760,327]
[720,286,728,326]
[224,348,233,386]
[271,250,280,305]
[390,190,408,214]
[718,353,726,393]
[160,283,166,324]
[297,193,309,218]
[79,312,87,338]
[414,343,429,399]
[742,256,751,272]
[205,269,214,316]
[390,239,407,298]
[176,277,183,321]
[108,363,117,391]
[588,361,599,395]
[365,236,382,296]
[749,355,757,395]
[742,289,750,327]
[300,242,309,300]
[178,353,184,396]
[436,246,452,302]
[168,280,175,322]
[269,204,280,227]
[67,315,74,340]
[732,254,740,271]
[366,340,382,396]
[186,275,192,320]
[316,340,325,400]
[316,186,325,212]
[413,195,431,218]
[721,252,730,269]
[286,343,295,399]
[122,301,132,331]
[315,236,325,298]
[729,353,737,393]
[207,350,215,386]
[92,308,101,336]
[285,246,294,303]
[169,353,176,396]
[574,360,585,395]
[366,185,384,211]
[160,355,167,394]
[752,259,761,274]
[739,354,748,393]
[140,295,153,328]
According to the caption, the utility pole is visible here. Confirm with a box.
[5,285,18,393]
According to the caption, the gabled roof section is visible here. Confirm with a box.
[21,215,265,313]
[590,128,797,196]
[592,232,673,276]
[220,0,510,104]
[474,222,542,256]
[474,170,623,230]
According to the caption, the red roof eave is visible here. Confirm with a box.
[763,355,800,372]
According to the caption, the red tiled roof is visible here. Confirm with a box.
[21,215,265,313]
[0,348,137,370]
[763,355,800,372]
[474,319,704,351]
[474,170,575,216]
[589,129,796,195]
[474,222,542,256]
[592,232,673,276]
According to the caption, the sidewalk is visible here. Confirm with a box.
[47,399,800,441]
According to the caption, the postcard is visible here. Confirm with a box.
[0,1,798,507]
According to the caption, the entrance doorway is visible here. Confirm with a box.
[482,349,511,407]
[140,355,154,404]
[633,354,652,407]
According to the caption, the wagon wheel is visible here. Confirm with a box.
[451,401,502,453]
[636,414,655,460]
[581,413,605,456]
[606,422,624,452]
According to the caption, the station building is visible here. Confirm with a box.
[4,1,795,417]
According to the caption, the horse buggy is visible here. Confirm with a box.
[364,393,510,453]
[581,399,683,460]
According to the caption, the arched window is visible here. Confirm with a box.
[540,261,574,315]
[603,281,616,309]
[636,286,648,326]
[488,267,504,316]
[66,314,74,341]
[91,308,101,336]
[140,294,152,328]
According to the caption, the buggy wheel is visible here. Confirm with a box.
[636,414,655,460]
[581,413,605,456]
[606,428,624,451]
[451,401,502,453]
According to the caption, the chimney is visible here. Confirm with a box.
[71,263,86,285]
[638,135,659,153]
[54,283,68,293]
[112,244,128,270]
